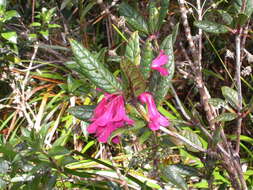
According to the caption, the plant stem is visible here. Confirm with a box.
[235,34,242,154]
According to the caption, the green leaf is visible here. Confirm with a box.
[67,105,95,121]
[48,146,71,157]
[67,75,83,93]
[48,23,61,28]
[152,34,175,104]
[180,130,203,152]
[234,13,249,27]
[4,10,19,21]
[208,98,227,109]
[213,113,237,122]
[139,129,152,144]
[148,1,159,33]
[141,40,154,79]
[0,0,6,12]
[172,23,179,44]
[109,127,128,143]
[1,31,17,44]
[157,0,170,30]
[125,31,141,65]
[194,21,229,34]
[164,164,200,176]
[29,22,42,27]
[161,165,188,190]
[217,10,233,25]
[119,2,149,35]
[233,0,253,17]
[121,59,147,98]
[221,86,239,109]
[69,39,122,93]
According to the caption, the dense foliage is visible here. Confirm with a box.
[0,0,253,189]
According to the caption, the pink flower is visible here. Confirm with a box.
[87,94,134,143]
[138,92,169,131]
[151,50,169,76]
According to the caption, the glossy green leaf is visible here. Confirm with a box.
[164,164,200,176]
[221,86,239,109]
[213,113,237,122]
[1,31,17,44]
[157,0,170,30]
[194,21,229,34]
[208,98,227,109]
[4,10,19,21]
[141,40,154,79]
[233,0,253,17]
[67,105,96,121]
[180,130,203,152]
[125,31,141,65]
[69,39,122,93]
[152,34,174,104]
[119,2,149,35]
[148,1,159,33]
[121,59,146,97]
[161,165,188,190]
[217,10,233,25]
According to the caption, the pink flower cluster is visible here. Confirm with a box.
[87,93,134,143]
[87,93,169,143]
[87,50,170,143]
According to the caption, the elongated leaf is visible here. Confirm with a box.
[172,23,179,44]
[121,59,146,97]
[1,31,17,43]
[48,146,71,157]
[152,34,175,104]
[67,105,96,121]
[208,98,227,109]
[141,40,154,79]
[125,32,141,65]
[119,2,149,35]
[180,130,203,152]
[194,21,229,34]
[69,39,122,93]
[161,165,188,190]
[157,0,170,30]
[165,164,200,176]
[213,113,237,122]
[221,86,239,109]
[148,1,159,33]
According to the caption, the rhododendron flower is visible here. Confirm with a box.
[87,93,134,143]
[151,50,169,76]
[138,92,169,131]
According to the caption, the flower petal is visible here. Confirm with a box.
[138,92,169,131]
[151,50,169,76]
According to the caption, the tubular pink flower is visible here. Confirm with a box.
[87,94,134,143]
[151,50,169,76]
[138,92,169,131]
